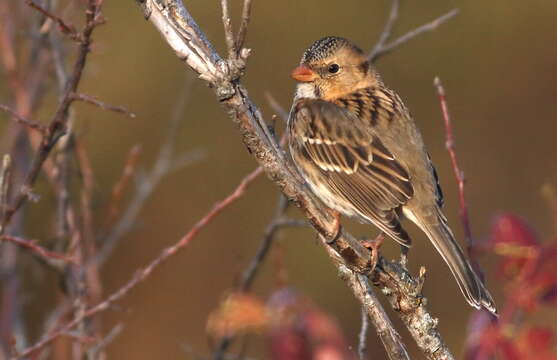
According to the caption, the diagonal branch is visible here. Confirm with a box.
[16,166,263,359]
[0,235,75,264]
[434,77,482,276]
[71,93,136,118]
[369,0,400,62]
[369,6,459,63]
[0,105,47,133]
[347,269,410,360]
[24,0,80,41]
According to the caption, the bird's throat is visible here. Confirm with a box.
[295,83,319,99]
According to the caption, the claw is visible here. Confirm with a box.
[361,233,385,272]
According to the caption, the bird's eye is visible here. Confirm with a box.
[328,64,340,74]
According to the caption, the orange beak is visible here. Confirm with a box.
[291,65,317,82]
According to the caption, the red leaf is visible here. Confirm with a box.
[516,327,557,360]
[267,289,355,360]
[269,328,311,360]
[491,214,539,248]
[522,327,553,351]
[490,214,540,278]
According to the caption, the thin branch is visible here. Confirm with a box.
[264,92,289,124]
[0,155,11,235]
[336,262,412,360]
[239,195,290,291]
[370,8,459,62]
[235,0,253,53]
[368,0,400,61]
[0,235,75,264]
[71,93,136,118]
[24,0,80,41]
[433,77,476,260]
[220,0,236,59]
[17,166,263,359]
[88,323,124,357]
[241,218,305,291]
[104,145,143,226]
[0,105,47,133]
[358,307,370,360]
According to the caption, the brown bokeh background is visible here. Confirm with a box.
[7,0,557,358]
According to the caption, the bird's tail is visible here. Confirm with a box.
[406,208,497,315]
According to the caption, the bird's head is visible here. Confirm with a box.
[292,36,379,100]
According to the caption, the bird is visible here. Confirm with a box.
[286,36,496,314]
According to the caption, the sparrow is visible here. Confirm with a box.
[287,36,496,314]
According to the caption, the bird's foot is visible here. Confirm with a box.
[327,210,342,242]
[361,233,385,272]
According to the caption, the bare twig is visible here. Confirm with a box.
[75,134,106,359]
[370,8,459,62]
[71,93,136,118]
[0,235,74,264]
[241,218,305,291]
[264,92,289,124]
[433,77,474,257]
[369,0,400,61]
[336,263,412,360]
[88,323,124,357]
[0,105,47,133]
[220,0,236,59]
[239,196,302,291]
[24,0,80,41]
[17,166,263,359]
[235,0,253,53]
[0,155,11,235]
[104,145,143,226]
[358,307,370,360]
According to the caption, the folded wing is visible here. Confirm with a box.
[292,99,414,245]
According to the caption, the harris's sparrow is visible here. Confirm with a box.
[287,36,496,314]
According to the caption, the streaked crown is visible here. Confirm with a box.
[301,36,364,64]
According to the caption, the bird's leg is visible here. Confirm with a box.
[399,245,409,270]
[361,232,385,272]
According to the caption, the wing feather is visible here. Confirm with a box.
[291,99,414,245]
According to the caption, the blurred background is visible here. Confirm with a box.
[2,0,557,358]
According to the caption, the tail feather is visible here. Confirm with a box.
[404,208,497,315]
